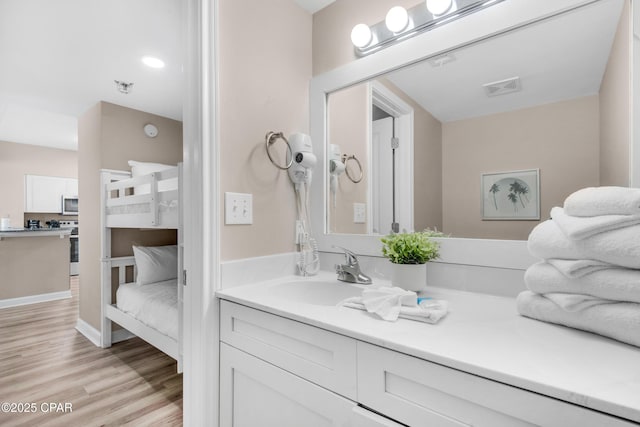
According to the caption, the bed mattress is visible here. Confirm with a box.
[116,279,178,340]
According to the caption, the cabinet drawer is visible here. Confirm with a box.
[357,342,635,427]
[220,301,357,399]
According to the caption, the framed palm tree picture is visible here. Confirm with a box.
[481,169,540,220]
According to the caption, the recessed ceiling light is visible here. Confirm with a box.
[141,56,165,69]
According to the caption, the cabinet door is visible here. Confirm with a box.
[25,175,66,213]
[350,407,404,427]
[64,178,78,196]
[220,343,355,427]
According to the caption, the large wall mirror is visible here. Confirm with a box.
[311,0,634,266]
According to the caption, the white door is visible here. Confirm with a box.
[371,117,394,235]
[220,343,355,427]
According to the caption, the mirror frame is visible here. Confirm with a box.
[310,0,633,269]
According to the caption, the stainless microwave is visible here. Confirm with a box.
[62,195,78,215]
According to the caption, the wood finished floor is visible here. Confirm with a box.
[0,276,183,426]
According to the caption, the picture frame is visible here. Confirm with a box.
[481,169,540,220]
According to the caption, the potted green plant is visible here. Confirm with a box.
[380,229,442,291]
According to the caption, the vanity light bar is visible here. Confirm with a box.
[352,0,506,57]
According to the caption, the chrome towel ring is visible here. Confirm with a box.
[265,131,293,170]
[342,154,363,183]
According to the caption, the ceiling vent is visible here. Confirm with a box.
[428,53,456,68]
[483,76,521,97]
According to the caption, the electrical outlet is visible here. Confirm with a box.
[225,192,253,225]
[353,203,366,224]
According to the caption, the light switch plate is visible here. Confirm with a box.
[353,202,366,224]
[225,192,253,225]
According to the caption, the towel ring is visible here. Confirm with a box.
[265,131,293,170]
[342,154,363,183]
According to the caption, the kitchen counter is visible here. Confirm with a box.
[217,271,640,423]
[0,229,71,304]
[0,228,72,238]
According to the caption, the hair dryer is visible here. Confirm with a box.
[287,133,319,276]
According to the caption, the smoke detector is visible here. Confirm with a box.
[483,76,521,97]
[114,80,134,94]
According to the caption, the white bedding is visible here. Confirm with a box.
[116,279,178,340]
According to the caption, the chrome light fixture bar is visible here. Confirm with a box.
[352,0,506,57]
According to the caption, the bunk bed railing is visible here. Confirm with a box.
[103,167,179,228]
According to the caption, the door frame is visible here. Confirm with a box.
[369,81,414,234]
[183,0,220,425]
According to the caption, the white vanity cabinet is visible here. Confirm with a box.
[219,300,637,427]
[219,301,400,427]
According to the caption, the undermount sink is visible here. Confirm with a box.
[268,279,365,306]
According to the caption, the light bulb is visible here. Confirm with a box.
[385,6,409,33]
[350,23,372,48]
[142,56,165,69]
[426,0,453,16]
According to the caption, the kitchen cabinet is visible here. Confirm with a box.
[219,300,637,427]
[25,175,78,213]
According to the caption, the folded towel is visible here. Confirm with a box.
[525,262,640,303]
[528,220,640,269]
[542,293,614,312]
[342,299,448,324]
[550,206,640,240]
[564,186,640,217]
[340,287,448,323]
[517,291,640,348]
[546,259,614,278]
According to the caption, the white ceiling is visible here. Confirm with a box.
[0,0,183,151]
[295,0,336,14]
[386,0,624,122]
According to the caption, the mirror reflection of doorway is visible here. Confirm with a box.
[370,81,414,235]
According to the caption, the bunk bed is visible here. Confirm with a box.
[100,162,183,371]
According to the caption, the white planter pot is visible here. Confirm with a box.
[391,263,427,291]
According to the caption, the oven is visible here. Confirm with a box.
[60,221,79,276]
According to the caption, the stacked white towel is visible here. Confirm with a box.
[520,186,640,348]
[340,286,448,324]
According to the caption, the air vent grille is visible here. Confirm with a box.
[483,76,521,97]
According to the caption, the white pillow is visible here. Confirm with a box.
[133,245,178,285]
[128,160,178,194]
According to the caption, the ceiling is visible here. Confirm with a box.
[295,0,336,14]
[386,0,624,122]
[0,0,183,151]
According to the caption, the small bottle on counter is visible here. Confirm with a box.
[0,215,10,230]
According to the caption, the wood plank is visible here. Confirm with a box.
[0,276,182,426]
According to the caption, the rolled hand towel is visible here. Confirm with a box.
[517,291,640,348]
[525,262,640,304]
[564,186,640,217]
[528,220,640,269]
[550,206,640,240]
[546,259,614,278]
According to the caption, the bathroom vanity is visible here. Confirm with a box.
[217,272,640,427]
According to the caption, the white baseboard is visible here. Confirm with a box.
[0,290,72,309]
[75,318,101,347]
[112,328,136,343]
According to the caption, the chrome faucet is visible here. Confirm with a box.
[334,246,372,284]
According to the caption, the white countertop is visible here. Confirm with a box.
[0,228,72,238]
[217,271,640,423]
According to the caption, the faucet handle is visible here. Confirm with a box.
[332,245,358,265]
